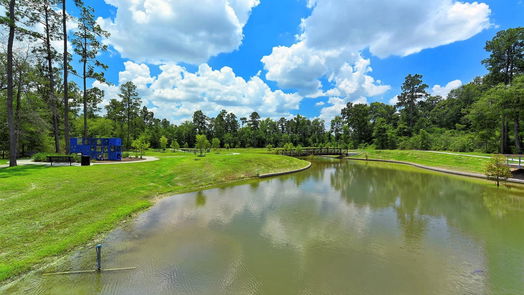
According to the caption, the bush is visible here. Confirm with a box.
[485,154,512,187]
[122,152,130,158]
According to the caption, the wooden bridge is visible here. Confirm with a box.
[277,147,353,157]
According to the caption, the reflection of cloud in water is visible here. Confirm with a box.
[10,160,524,294]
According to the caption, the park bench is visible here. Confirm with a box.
[47,156,75,166]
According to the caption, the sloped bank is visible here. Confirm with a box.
[348,157,524,185]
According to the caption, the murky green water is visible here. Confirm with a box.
[5,159,524,294]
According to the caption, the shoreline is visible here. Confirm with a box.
[0,153,309,287]
[258,162,312,178]
[347,157,524,184]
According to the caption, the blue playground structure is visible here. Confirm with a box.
[70,138,122,161]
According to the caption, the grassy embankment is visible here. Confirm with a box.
[0,149,308,282]
[350,150,493,174]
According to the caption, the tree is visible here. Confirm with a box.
[485,154,512,187]
[195,134,210,156]
[330,116,343,142]
[483,27,524,86]
[213,110,227,141]
[73,0,110,139]
[131,134,150,159]
[4,0,17,166]
[118,82,141,148]
[193,110,208,135]
[62,0,70,153]
[225,112,239,134]
[373,118,395,149]
[342,102,372,146]
[170,139,180,151]
[248,112,260,130]
[397,74,428,135]
[483,28,524,153]
[159,135,168,151]
[211,137,220,152]
[26,0,62,153]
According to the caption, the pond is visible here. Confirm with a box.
[5,159,524,294]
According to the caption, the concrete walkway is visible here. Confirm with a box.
[0,156,159,168]
[422,151,492,159]
[347,157,524,185]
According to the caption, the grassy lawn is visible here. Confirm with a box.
[350,150,493,174]
[0,149,307,282]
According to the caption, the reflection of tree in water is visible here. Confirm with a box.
[329,160,524,293]
[195,191,206,207]
[482,187,524,218]
[329,161,524,242]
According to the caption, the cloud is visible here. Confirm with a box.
[301,0,491,58]
[431,79,463,98]
[318,97,368,122]
[262,0,490,108]
[262,42,390,98]
[100,0,259,64]
[94,62,303,123]
[388,96,399,106]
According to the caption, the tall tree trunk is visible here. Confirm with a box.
[63,0,70,153]
[501,117,510,154]
[6,0,17,167]
[44,5,60,153]
[515,115,522,154]
[83,36,88,139]
[15,64,22,155]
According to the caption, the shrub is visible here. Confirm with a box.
[170,140,180,151]
[196,134,210,156]
[122,152,130,158]
[132,134,151,159]
[485,155,512,187]
[159,136,168,151]
[212,138,221,152]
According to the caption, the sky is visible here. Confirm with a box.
[65,0,524,124]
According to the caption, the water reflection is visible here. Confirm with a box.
[4,159,524,295]
[195,191,206,207]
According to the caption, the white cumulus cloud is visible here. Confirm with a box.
[100,0,259,64]
[431,80,463,98]
[301,0,491,58]
[94,62,303,123]
[262,41,390,98]
[262,0,491,121]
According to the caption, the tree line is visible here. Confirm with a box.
[0,0,523,167]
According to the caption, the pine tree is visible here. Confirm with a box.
[73,0,110,139]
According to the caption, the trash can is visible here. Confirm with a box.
[81,155,91,166]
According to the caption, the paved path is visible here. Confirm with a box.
[423,151,491,159]
[347,157,524,185]
[0,156,159,168]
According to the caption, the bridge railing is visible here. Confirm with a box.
[277,147,349,157]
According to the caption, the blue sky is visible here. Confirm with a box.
[67,0,524,123]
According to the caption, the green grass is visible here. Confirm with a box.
[0,150,307,282]
[350,150,493,174]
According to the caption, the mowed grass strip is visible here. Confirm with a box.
[352,150,492,174]
[0,150,307,282]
